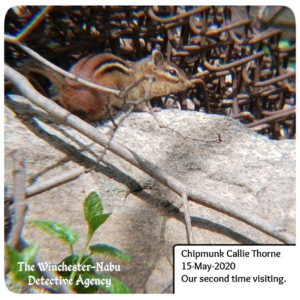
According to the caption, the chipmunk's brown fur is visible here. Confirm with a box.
[20,50,191,120]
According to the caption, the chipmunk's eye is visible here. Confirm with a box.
[168,69,178,77]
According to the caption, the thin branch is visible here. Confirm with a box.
[119,74,155,100]
[16,238,74,293]
[8,150,27,249]
[5,38,221,143]
[86,104,136,172]
[5,150,75,292]
[160,281,173,294]
[26,167,85,198]
[87,74,157,170]
[5,64,295,244]
[122,74,221,143]
[152,112,221,142]
[182,192,194,244]
[4,36,120,95]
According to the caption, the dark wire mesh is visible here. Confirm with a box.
[5,6,296,139]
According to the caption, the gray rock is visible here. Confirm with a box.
[5,95,295,293]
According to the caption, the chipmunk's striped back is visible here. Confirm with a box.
[70,54,133,80]
[18,50,191,120]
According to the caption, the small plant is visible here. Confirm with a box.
[6,191,131,293]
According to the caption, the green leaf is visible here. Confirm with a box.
[84,191,103,217]
[73,273,99,294]
[95,274,130,294]
[89,243,131,262]
[89,213,111,235]
[84,192,111,234]
[56,255,95,278]
[29,220,79,246]
[21,243,39,263]
[5,244,40,284]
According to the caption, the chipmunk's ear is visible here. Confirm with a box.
[152,50,164,66]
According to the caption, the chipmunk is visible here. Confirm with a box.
[20,50,191,120]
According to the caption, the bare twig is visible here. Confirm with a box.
[150,111,221,143]
[6,37,219,143]
[119,74,155,100]
[5,150,27,275]
[5,64,295,244]
[5,37,216,144]
[26,167,85,198]
[181,192,194,244]
[86,74,156,171]
[86,104,136,172]
[15,238,74,293]
[8,150,27,249]
[4,36,121,95]
[122,74,221,143]
[5,150,77,293]
[160,281,173,294]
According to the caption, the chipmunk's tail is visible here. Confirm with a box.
[17,58,67,92]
